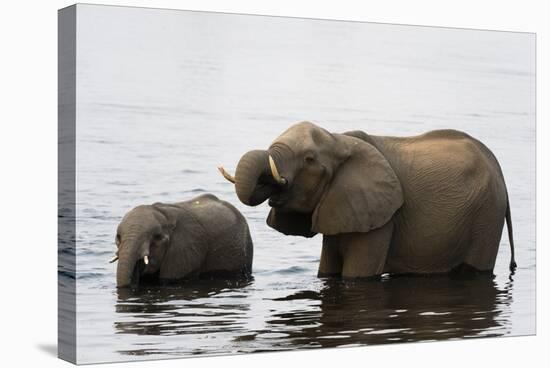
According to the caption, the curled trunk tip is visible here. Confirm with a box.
[235,150,272,206]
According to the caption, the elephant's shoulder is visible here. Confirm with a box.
[342,130,369,141]
[342,130,378,146]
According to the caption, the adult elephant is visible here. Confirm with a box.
[110,194,253,288]
[219,121,516,279]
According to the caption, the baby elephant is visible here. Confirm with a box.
[110,194,253,288]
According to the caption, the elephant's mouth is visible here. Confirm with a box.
[130,258,160,287]
[268,191,289,208]
[268,198,282,207]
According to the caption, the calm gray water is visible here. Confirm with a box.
[68,5,535,364]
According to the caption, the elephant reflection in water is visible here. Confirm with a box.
[112,277,514,353]
[267,276,513,347]
[113,279,252,339]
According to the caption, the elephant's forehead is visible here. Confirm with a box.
[125,205,153,218]
[120,207,158,229]
[272,121,330,149]
[274,129,314,147]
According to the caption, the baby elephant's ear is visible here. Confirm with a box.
[267,208,317,238]
[312,138,403,235]
[152,203,177,231]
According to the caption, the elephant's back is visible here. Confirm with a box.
[385,130,502,189]
[182,194,248,233]
[182,194,253,273]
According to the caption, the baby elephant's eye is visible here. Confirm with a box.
[152,233,164,241]
[304,156,315,164]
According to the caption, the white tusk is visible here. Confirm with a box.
[268,155,287,185]
[109,255,119,263]
[217,166,236,184]
[144,255,149,265]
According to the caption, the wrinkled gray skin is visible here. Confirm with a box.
[226,121,516,279]
[113,194,253,288]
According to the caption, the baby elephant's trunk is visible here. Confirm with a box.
[116,239,140,288]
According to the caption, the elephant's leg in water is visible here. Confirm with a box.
[318,240,343,277]
[321,221,393,279]
[463,200,507,273]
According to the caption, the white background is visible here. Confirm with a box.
[0,1,545,367]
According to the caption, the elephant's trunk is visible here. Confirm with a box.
[235,150,277,206]
[116,237,141,288]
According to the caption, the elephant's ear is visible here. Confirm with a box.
[153,203,205,280]
[152,203,177,232]
[312,138,403,235]
[267,208,317,238]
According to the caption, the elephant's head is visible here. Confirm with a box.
[110,204,176,288]
[219,121,404,237]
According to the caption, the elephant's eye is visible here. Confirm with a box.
[152,233,164,241]
[115,234,121,246]
[304,156,315,164]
